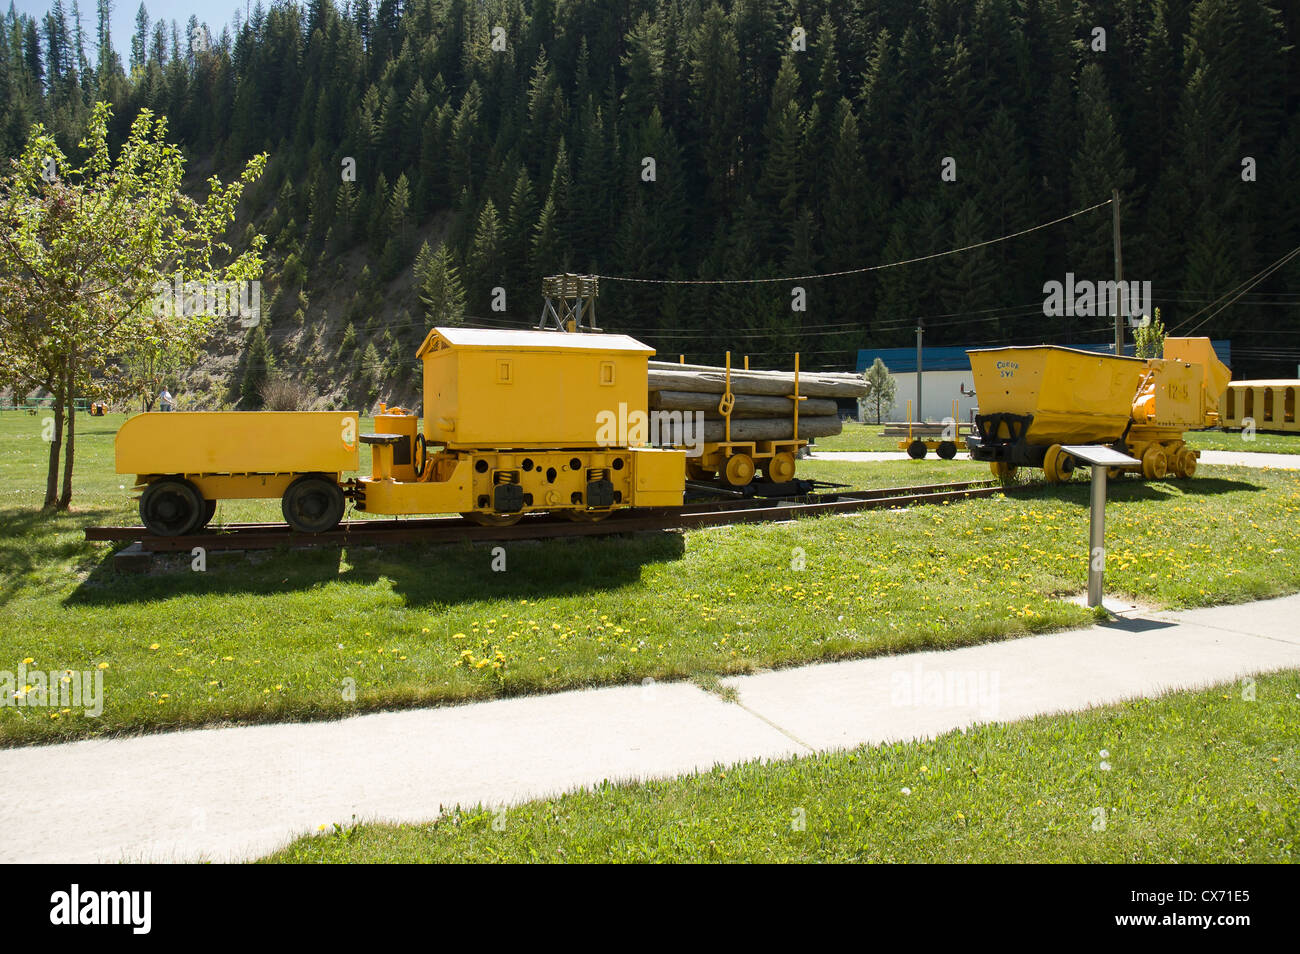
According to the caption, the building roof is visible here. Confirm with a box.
[857,340,1231,374]
[417,327,654,358]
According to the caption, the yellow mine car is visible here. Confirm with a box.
[115,327,686,535]
[965,337,1231,482]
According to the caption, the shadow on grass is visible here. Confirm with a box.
[1027,476,1265,505]
[0,506,117,607]
[64,529,688,608]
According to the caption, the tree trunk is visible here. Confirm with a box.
[43,392,64,510]
[647,366,868,398]
[699,415,843,443]
[650,389,839,417]
[59,368,76,510]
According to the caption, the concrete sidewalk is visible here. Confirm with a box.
[3,594,1300,863]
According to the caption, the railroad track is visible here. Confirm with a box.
[85,479,1024,552]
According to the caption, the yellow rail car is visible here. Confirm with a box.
[679,351,808,487]
[116,411,360,535]
[1221,380,1300,433]
[966,337,1229,482]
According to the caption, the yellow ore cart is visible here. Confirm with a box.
[116,411,360,535]
[965,337,1230,482]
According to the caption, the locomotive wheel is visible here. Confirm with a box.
[906,440,927,459]
[724,453,756,487]
[140,478,205,537]
[1174,448,1198,478]
[936,441,958,460]
[198,498,217,529]
[990,461,1018,482]
[281,476,346,533]
[1043,444,1076,484]
[685,461,716,481]
[460,511,523,527]
[1140,445,1169,480]
[762,452,797,483]
[1106,466,1126,480]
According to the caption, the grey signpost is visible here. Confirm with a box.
[1061,445,1142,609]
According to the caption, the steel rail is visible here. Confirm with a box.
[85,479,1025,552]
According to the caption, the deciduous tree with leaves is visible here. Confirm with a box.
[0,101,265,509]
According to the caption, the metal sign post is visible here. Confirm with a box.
[1061,445,1141,609]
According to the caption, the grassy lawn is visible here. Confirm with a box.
[810,423,907,453]
[1184,429,1300,456]
[2,411,1299,747]
[263,670,1300,863]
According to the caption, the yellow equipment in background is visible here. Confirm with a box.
[1221,379,1300,433]
[966,337,1230,483]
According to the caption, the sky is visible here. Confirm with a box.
[12,0,266,65]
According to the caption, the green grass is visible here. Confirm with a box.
[262,671,1300,863]
[2,411,1299,747]
[1184,429,1300,456]
[809,423,909,452]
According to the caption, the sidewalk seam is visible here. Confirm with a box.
[730,698,816,753]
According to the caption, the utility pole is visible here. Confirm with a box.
[915,319,924,423]
[1112,188,1124,355]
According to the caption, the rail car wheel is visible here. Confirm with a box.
[724,453,756,487]
[197,498,217,529]
[460,511,524,527]
[685,461,716,481]
[281,476,346,533]
[1043,444,1076,484]
[1174,448,1197,478]
[1106,466,1126,480]
[762,452,797,483]
[1140,445,1169,480]
[990,461,1018,482]
[140,478,205,537]
[936,441,958,460]
[906,440,927,459]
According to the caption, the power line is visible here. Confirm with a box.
[593,198,1116,285]
[1167,242,1300,336]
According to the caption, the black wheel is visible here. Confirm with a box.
[907,440,928,459]
[281,476,346,533]
[937,441,958,460]
[413,433,428,478]
[140,478,204,537]
[197,498,217,529]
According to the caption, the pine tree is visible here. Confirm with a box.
[466,198,503,313]
[413,240,467,329]
[240,325,274,409]
[1069,64,1134,278]
[504,168,538,299]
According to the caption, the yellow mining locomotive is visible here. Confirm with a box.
[115,327,686,535]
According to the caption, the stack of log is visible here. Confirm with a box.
[647,360,868,443]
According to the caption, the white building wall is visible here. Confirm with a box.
[859,370,979,424]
